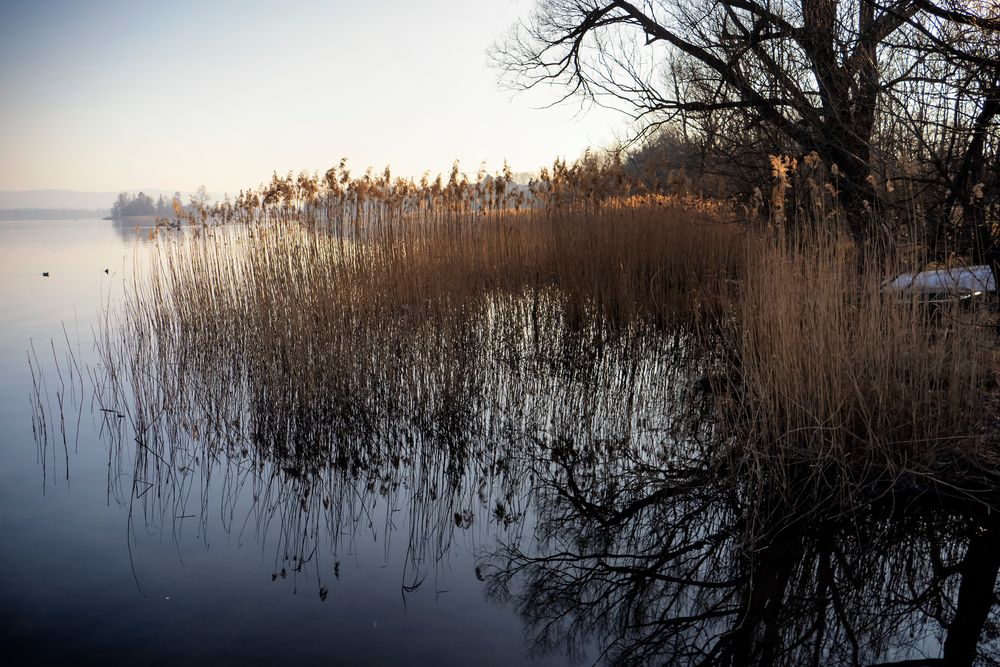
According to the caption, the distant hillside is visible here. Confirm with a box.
[0,188,224,210]
[0,208,111,221]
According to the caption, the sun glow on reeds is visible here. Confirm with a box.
[718,228,997,506]
[74,153,999,523]
[91,189,738,580]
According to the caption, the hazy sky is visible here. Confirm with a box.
[0,0,629,194]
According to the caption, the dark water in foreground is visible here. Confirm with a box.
[0,219,546,665]
[3,219,1000,666]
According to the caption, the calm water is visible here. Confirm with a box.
[4,218,1000,666]
[0,219,554,666]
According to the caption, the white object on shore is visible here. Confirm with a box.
[883,264,996,301]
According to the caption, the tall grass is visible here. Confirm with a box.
[89,193,736,581]
[93,153,1000,513]
[719,227,997,505]
[152,197,744,332]
[104,193,741,481]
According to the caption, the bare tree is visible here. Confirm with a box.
[495,1,1000,245]
[189,184,212,209]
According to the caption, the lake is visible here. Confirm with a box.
[0,218,560,665]
[2,217,1000,666]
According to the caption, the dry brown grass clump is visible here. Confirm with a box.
[105,197,741,488]
[110,150,1000,510]
[720,228,998,504]
[151,198,745,333]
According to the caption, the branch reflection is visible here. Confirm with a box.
[482,445,1000,666]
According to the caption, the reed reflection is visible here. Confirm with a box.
[27,168,999,664]
[82,277,704,603]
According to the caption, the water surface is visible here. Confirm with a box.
[4,218,1000,666]
[0,219,546,665]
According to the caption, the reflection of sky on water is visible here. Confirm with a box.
[5,218,1000,666]
[0,219,550,666]
[0,219,134,336]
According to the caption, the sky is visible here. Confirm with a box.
[0,0,629,195]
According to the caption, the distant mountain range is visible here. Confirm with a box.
[0,188,225,211]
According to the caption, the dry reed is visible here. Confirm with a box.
[93,153,1000,515]
[719,227,998,506]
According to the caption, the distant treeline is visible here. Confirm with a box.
[111,187,211,219]
[111,192,178,219]
[0,208,110,221]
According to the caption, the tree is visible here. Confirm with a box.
[110,191,156,218]
[189,185,211,210]
[111,192,130,219]
[495,1,1000,245]
[133,192,155,215]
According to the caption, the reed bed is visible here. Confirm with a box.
[88,188,739,580]
[82,154,1000,523]
[162,203,743,325]
[20,156,998,661]
[719,228,998,505]
[124,198,737,456]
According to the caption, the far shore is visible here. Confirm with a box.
[0,208,110,221]
[106,214,158,222]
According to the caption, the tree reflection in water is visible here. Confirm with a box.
[33,278,1000,665]
[481,443,1000,666]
